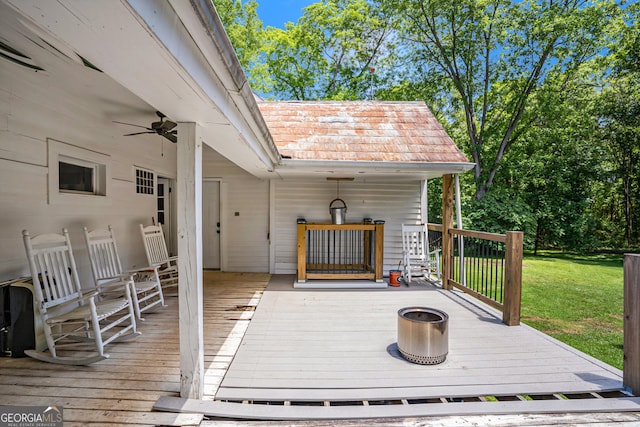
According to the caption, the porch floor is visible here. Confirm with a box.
[2,272,639,425]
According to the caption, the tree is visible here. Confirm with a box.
[258,0,397,100]
[213,0,268,86]
[592,4,640,246]
[392,0,621,200]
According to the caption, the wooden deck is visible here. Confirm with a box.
[162,275,640,422]
[0,271,268,426]
[2,271,640,425]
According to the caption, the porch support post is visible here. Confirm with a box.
[420,180,428,224]
[624,254,640,395]
[503,231,523,326]
[441,174,454,290]
[177,122,204,399]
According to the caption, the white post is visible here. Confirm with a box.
[420,180,429,224]
[455,174,466,285]
[177,122,204,399]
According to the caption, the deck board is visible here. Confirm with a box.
[216,275,626,408]
[0,271,268,426]
[2,271,636,423]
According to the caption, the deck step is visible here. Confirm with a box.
[154,395,640,421]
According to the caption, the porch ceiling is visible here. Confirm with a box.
[2,0,279,178]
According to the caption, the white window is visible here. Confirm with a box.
[47,139,111,205]
[58,156,106,195]
[135,167,154,195]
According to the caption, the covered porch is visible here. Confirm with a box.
[2,272,638,425]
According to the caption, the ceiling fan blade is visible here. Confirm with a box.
[163,132,177,143]
[113,121,152,130]
[124,131,155,136]
[161,120,177,131]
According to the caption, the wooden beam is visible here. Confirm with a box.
[441,175,454,290]
[177,122,204,399]
[503,231,523,326]
[624,253,640,395]
[297,223,306,282]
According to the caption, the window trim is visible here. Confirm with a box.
[134,166,155,196]
[47,138,111,205]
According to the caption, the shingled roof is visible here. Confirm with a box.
[257,101,469,164]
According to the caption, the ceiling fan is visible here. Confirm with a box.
[114,111,177,143]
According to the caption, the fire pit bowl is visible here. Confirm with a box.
[397,307,448,365]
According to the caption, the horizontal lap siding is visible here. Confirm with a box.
[273,180,423,274]
[203,147,269,272]
[0,65,175,284]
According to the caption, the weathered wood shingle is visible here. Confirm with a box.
[257,101,469,163]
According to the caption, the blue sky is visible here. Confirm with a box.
[258,1,317,28]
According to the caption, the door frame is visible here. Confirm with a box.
[203,178,224,270]
[157,176,177,256]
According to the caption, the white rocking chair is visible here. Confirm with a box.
[139,224,178,291]
[84,226,166,321]
[22,228,139,365]
[401,224,441,284]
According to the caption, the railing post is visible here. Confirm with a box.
[441,175,454,290]
[502,231,523,326]
[374,222,384,281]
[297,223,306,283]
[624,254,640,396]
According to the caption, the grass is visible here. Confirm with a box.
[520,251,624,370]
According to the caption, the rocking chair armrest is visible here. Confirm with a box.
[95,279,133,294]
[124,265,160,274]
[98,273,135,283]
[153,258,178,270]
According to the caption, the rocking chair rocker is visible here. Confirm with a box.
[22,228,139,365]
[84,226,166,321]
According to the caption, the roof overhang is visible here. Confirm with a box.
[4,0,280,178]
[274,159,476,182]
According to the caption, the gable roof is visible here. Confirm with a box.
[257,101,469,164]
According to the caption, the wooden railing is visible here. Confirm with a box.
[297,221,384,282]
[430,223,523,326]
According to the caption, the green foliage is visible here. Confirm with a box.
[391,0,622,200]
[464,190,536,243]
[213,0,267,84]
[258,0,398,100]
[216,0,639,252]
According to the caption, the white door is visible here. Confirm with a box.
[203,180,221,269]
[157,177,176,256]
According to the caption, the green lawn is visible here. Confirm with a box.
[520,251,625,370]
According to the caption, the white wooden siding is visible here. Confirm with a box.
[203,147,270,272]
[272,180,424,275]
[0,66,176,285]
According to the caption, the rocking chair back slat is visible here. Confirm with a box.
[144,232,169,266]
[86,227,123,280]
[25,231,83,313]
[84,225,166,320]
[139,224,178,291]
[401,224,441,284]
[22,228,140,365]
